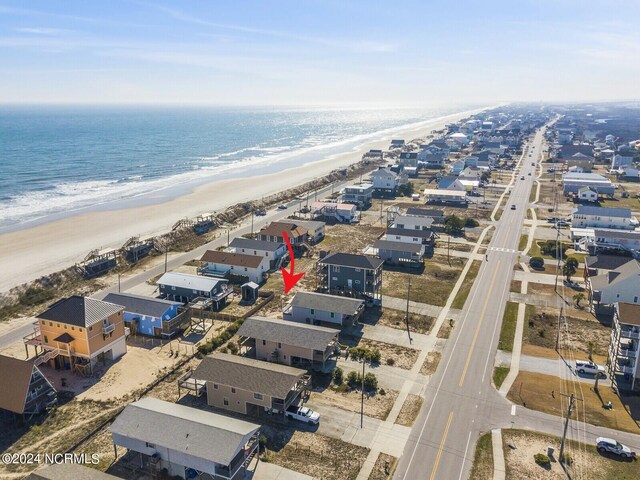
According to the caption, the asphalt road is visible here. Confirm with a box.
[394,128,550,480]
[0,180,346,351]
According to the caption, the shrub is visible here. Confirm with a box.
[363,373,378,392]
[397,182,414,197]
[464,217,479,228]
[386,358,396,366]
[538,329,546,338]
[534,453,550,466]
[347,371,360,389]
[219,346,228,354]
[367,348,381,364]
[227,342,238,354]
[529,256,545,269]
[444,215,465,236]
[560,452,573,465]
[379,388,386,395]
[333,367,344,385]
[19,286,55,307]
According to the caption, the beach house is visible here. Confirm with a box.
[316,252,383,303]
[340,183,374,207]
[373,239,425,266]
[391,213,434,231]
[228,237,287,270]
[237,316,339,369]
[283,291,365,327]
[423,188,467,205]
[0,355,57,418]
[310,201,359,223]
[157,272,230,308]
[258,221,310,253]
[399,152,418,168]
[27,296,127,376]
[607,303,640,391]
[369,167,407,196]
[571,206,638,230]
[102,293,186,338]
[587,259,640,308]
[385,227,436,246]
[191,352,310,416]
[110,397,260,480]
[199,250,269,284]
[562,172,615,196]
[280,219,325,244]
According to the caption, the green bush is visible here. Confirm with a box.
[539,240,569,258]
[363,373,378,392]
[529,256,545,269]
[227,342,238,354]
[534,453,550,466]
[386,358,395,366]
[333,367,344,385]
[347,371,360,389]
[397,182,414,197]
[464,217,479,228]
[19,286,55,307]
[367,348,381,364]
[444,215,465,236]
[560,452,573,465]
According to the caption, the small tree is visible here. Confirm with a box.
[363,373,378,392]
[347,371,360,389]
[444,215,465,236]
[464,217,479,228]
[587,340,595,362]
[529,256,545,269]
[573,292,585,308]
[333,367,344,385]
[397,182,414,197]
[562,257,579,282]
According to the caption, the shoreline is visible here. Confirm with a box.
[0,107,485,293]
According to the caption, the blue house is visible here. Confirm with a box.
[103,292,184,338]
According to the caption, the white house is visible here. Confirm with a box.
[392,213,434,231]
[385,227,436,246]
[589,260,640,306]
[449,132,469,146]
[562,172,615,196]
[340,183,373,207]
[311,201,359,223]
[200,250,270,284]
[449,159,465,175]
[228,238,287,269]
[620,167,640,181]
[283,291,364,327]
[423,188,467,204]
[577,187,598,202]
[571,206,638,230]
[369,167,407,195]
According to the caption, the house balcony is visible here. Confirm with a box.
[103,322,116,335]
[621,329,640,340]
[198,265,231,279]
[618,345,638,358]
[619,365,636,375]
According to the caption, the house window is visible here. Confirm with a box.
[254,392,263,400]
[277,343,282,349]
[223,398,229,406]
[334,266,340,273]
[244,267,248,271]
[231,387,236,394]
[146,442,155,448]
[213,383,219,389]
[310,309,315,315]
[171,286,176,290]
[262,340,266,346]
[635,297,638,303]
[355,280,361,285]
[355,268,361,272]
[49,322,52,326]
[71,326,75,331]
[332,276,338,281]
[44,336,48,343]
[89,326,93,331]
[330,312,335,318]
[78,328,83,332]
[41,320,45,325]
[193,290,197,294]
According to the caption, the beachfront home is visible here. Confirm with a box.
[369,167,407,196]
[571,206,638,230]
[280,219,325,244]
[406,207,446,224]
[110,397,260,480]
[258,221,310,252]
[102,293,185,338]
[200,250,269,285]
[385,227,436,246]
[0,355,57,418]
[620,167,640,182]
[237,316,339,369]
[391,213,434,231]
[27,296,127,376]
[438,176,466,192]
[399,152,418,168]
[228,237,287,269]
[562,172,615,196]
[373,239,425,266]
[608,303,640,391]
[157,272,230,310]
[191,353,310,416]
[283,291,365,327]
[317,252,383,303]
[390,139,405,149]
[612,154,635,170]
[311,201,359,223]
[340,183,374,207]
[423,188,467,205]
[587,259,640,308]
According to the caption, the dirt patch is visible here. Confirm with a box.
[368,452,398,480]
[342,336,419,371]
[510,279,522,293]
[309,387,398,421]
[503,429,639,480]
[395,394,423,426]
[261,428,370,480]
[437,320,455,339]
[420,351,442,376]
[362,307,434,335]
[322,224,385,254]
[527,282,561,297]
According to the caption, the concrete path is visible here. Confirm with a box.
[491,429,505,480]
[381,295,461,320]
[352,322,437,350]
[247,456,314,480]
[508,292,565,308]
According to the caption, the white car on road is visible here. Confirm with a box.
[575,360,605,376]
[285,405,320,425]
[596,437,636,458]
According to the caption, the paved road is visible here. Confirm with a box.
[0,180,347,351]
[394,129,549,480]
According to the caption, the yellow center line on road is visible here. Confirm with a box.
[459,260,501,387]
[429,411,454,480]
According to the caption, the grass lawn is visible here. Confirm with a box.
[469,431,494,480]
[498,301,519,352]
[451,260,482,309]
[493,366,510,389]
[507,371,640,434]
[510,279,522,293]
[518,234,528,252]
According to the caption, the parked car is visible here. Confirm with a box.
[520,176,525,180]
[556,220,569,227]
[255,209,267,216]
[285,405,320,425]
[596,437,636,458]
[278,204,288,210]
[575,360,605,376]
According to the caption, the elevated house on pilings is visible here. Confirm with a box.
[75,248,118,278]
[120,235,154,263]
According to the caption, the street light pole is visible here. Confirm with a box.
[360,359,365,428]
[405,279,412,343]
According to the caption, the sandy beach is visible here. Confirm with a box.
[0,109,482,293]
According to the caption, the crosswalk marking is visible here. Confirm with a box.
[488,247,517,253]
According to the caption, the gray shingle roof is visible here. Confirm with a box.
[386,227,434,239]
[102,293,180,319]
[374,239,424,253]
[193,353,306,399]
[290,291,364,315]
[229,237,285,252]
[38,296,123,328]
[319,252,384,270]
[405,208,445,218]
[238,317,338,351]
[200,250,265,268]
[574,206,632,218]
[157,272,227,292]
[27,464,120,480]
[585,255,635,272]
[590,260,640,290]
[110,397,259,467]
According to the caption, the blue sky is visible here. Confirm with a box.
[0,0,638,105]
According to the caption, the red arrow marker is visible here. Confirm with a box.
[281,231,304,293]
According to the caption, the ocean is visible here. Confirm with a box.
[0,105,473,230]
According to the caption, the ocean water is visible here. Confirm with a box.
[0,105,472,230]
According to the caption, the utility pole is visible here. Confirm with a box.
[164,247,168,273]
[405,279,412,342]
[118,274,121,293]
[380,199,383,225]
[360,359,365,428]
[250,211,254,236]
[227,229,230,247]
[559,393,582,462]
[447,236,451,265]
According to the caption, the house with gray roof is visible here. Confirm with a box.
[385,227,436,246]
[27,464,120,480]
[192,353,310,416]
[317,252,384,303]
[199,250,270,284]
[588,259,640,308]
[157,272,230,308]
[110,397,260,480]
[283,291,365,327]
[571,206,638,230]
[228,237,287,269]
[373,239,425,266]
[237,316,338,369]
[102,293,185,338]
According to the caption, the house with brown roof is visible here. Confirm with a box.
[0,355,56,418]
[237,316,339,369]
[199,250,269,284]
[258,221,310,254]
[26,295,127,376]
[191,352,310,416]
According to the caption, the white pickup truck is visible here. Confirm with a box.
[575,360,606,376]
[285,405,320,425]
